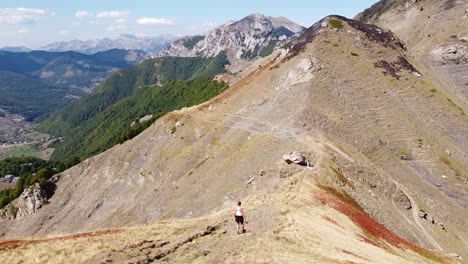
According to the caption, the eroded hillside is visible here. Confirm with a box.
[0,15,466,263]
[357,0,468,104]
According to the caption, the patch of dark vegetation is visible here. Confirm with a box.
[284,16,327,60]
[183,35,205,49]
[351,52,359,57]
[285,15,405,61]
[329,19,344,29]
[446,98,466,116]
[374,56,419,79]
[41,180,57,199]
[272,26,296,38]
[344,16,406,51]
[259,40,278,57]
[0,156,80,208]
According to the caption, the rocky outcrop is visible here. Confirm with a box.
[418,209,446,230]
[282,151,311,166]
[157,13,305,71]
[431,43,468,65]
[0,183,48,220]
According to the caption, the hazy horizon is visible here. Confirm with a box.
[0,0,378,48]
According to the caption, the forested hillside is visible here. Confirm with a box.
[51,78,228,159]
[0,49,146,120]
[0,71,71,121]
[39,53,228,136]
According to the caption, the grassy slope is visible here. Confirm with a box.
[0,174,450,264]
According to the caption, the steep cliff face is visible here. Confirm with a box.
[157,13,305,72]
[0,15,466,263]
[356,0,468,104]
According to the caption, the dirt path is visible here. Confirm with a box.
[392,180,443,251]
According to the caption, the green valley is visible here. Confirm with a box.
[39,53,229,160]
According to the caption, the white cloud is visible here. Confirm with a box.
[106,24,126,32]
[115,18,127,24]
[75,10,89,18]
[96,11,129,19]
[18,28,29,34]
[137,17,173,25]
[0,8,51,25]
[59,30,72,36]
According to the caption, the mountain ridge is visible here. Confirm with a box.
[356,0,468,104]
[1,14,466,262]
[41,34,176,54]
[157,13,306,72]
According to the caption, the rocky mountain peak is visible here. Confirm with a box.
[229,12,273,31]
[157,13,305,72]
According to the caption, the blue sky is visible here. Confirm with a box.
[0,0,379,48]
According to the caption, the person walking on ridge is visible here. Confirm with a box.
[234,201,246,234]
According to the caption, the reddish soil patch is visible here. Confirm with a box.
[357,234,385,250]
[321,215,344,229]
[338,248,369,261]
[0,229,120,251]
[331,167,355,189]
[315,185,449,263]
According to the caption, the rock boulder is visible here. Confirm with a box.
[282,151,311,166]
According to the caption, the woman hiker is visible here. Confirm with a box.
[234,201,247,234]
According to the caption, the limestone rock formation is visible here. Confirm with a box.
[0,183,48,220]
[157,13,305,72]
[432,43,468,65]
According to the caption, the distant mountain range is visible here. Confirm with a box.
[40,34,176,54]
[0,49,147,120]
[38,13,307,158]
[157,13,306,71]
[0,46,31,52]
[0,13,305,121]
